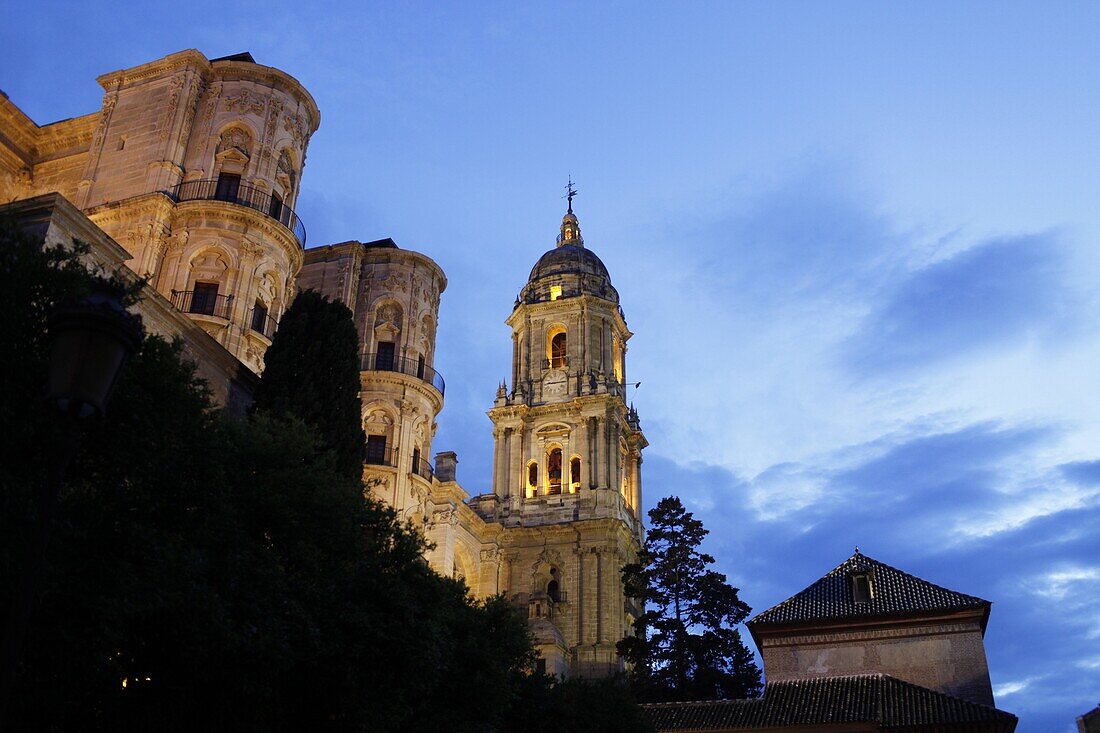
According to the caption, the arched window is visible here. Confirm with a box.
[550,331,567,368]
[547,447,563,494]
[527,461,539,498]
[547,568,561,603]
[570,456,581,492]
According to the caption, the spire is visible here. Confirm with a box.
[557,177,583,247]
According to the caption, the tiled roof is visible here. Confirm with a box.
[643,674,1017,732]
[747,550,989,629]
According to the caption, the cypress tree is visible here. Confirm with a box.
[619,496,762,701]
[251,289,365,478]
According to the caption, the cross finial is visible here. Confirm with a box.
[564,175,578,214]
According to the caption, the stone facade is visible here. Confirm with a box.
[756,614,994,706]
[2,193,257,413]
[1,50,319,374]
[299,213,646,678]
[747,550,999,707]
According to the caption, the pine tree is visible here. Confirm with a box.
[619,496,762,701]
[251,289,365,478]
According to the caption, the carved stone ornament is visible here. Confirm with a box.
[217,127,253,158]
[380,273,407,293]
[480,547,500,563]
[375,303,402,329]
[283,112,306,144]
[159,75,185,140]
[533,547,564,570]
[363,408,393,434]
[224,89,267,115]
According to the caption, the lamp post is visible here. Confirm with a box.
[0,287,142,723]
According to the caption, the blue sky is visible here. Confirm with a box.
[3,3,1099,729]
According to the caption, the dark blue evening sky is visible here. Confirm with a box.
[3,4,1098,730]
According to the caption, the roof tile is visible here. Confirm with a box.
[747,550,989,628]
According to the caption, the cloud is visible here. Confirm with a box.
[994,678,1036,697]
[845,234,1069,373]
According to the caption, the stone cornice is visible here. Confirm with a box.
[96,49,320,136]
[753,607,990,644]
[97,49,210,90]
[507,294,630,337]
[359,369,444,413]
[0,94,38,161]
[170,199,304,270]
[758,619,985,649]
[360,245,448,292]
[35,114,97,159]
[488,393,629,422]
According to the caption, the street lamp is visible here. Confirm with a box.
[0,285,143,723]
[46,290,144,417]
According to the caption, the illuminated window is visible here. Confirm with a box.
[570,456,581,492]
[547,448,562,494]
[613,337,623,383]
[527,461,539,498]
[550,332,567,368]
[550,285,562,301]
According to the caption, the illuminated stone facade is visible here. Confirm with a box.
[2,50,1023,699]
[1,50,318,375]
[4,50,644,677]
[298,211,646,679]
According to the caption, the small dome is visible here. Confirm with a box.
[519,209,619,305]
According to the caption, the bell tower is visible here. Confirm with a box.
[481,196,647,677]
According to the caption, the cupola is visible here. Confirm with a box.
[558,211,583,246]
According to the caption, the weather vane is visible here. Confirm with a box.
[564,176,578,214]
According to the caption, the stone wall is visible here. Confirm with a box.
[759,615,995,706]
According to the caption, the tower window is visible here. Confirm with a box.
[375,341,396,371]
[365,435,388,466]
[548,573,561,603]
[250,301,269,334]
[570,456,581,492]
[268,190,284,220]
[851,572,873,604]
[214,172,241,202]
[190,281,220,316]
[527,462,539,497]
[550,332,567,368]
[549,285,562,301]
[547,448,562,494]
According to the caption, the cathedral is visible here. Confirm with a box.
[0,48,642,679]
[1,49,1018,729]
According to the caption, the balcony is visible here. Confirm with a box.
[248,307,279,340]
[171,289,233,320]
[364,445,397,468]
[361,352,446,398]
[411,453,435,482]
[171,179,306,248]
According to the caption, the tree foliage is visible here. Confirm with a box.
[0,217,654,731]
[250,289,365,478]
[619,496,762,702]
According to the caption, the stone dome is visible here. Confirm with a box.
[527,243,612,284]
[518,211,619,305]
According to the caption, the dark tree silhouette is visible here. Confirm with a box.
[619,496,762,701]
[250,289,366,478]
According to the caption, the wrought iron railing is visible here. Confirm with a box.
[360,352,446,397]
[171,179,307,247]
[363,445,397,468]
[171,289,234,320]
[411,453,435,482]
[248,307,279,339]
